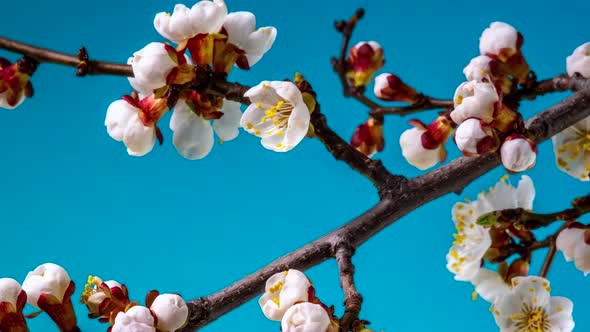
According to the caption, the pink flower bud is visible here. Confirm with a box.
[454,118,499,156]
[346,41,384,87]
[500,134,537,173]
[350,118,384,157]
[373,73,419,103]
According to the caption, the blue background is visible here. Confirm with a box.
[1,0,589,331]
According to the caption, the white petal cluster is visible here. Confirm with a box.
[491,276,574,332]
[566,42,590,78]
[112,306,156,332]
[170,99,241,159]
[463,55,495,82]
[556,227,590,275]
[281,302,330,332]
[470,269,511,303]
[446,175,535,281]
[105,99,156,157]
[259,269,311,321]
[223,12,277,68]
[154,1,227,43]
[399,127,441,170]
[451,81,499,124]
[21,263,71,308]
[241,81,310,152]
[454,118,496,156]
[500,135,537,173]
[150,294,189,332]
[479,22,519,59]
[0,278,23,307]
[129,42,178,93]
[552,115,590,181]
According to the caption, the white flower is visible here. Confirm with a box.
[105,96,167,157]
[470,269,511,303]
[446,175,535,281]
[500,135,537,173]
[463,55,495,82]
[21,263,71,308]
[491,276,574,332]
[479,22,519,60]
[451,81,499,124]
[112,306,156,332]
[170,98,241,160]
[552,115,590,181]
[566,42,590,78]
[154,0,227,43]
[82,277,122,314]
[556,227,590,276]
[259,269,312,321]
[281,303,330,332]
[150,294,188,332]
[400,127,441,170]
[454,118,498,156]
[0,278,22,308]
[223,12,277,68]
[128,43,178,93]
[241,81,310,152]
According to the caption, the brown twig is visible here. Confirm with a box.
[335,245,363,332]
[539,242,558,278]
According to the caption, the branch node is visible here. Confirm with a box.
[75,47,90,77]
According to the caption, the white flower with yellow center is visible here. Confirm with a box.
[491,276,574,332]
[552,115,590,181]
[259,269,312,321]
[153,0,227,44]
[241,81,310,152]
[566,42,590,78]
[281,302,330,332]
[556,227,590,276]
[446,175,535,281]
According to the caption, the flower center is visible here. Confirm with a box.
[510,304,550,332]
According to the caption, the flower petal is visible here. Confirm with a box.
[123,116,156,157]
[213,99,241,141]
[170,102,214,160]
[105,100,138,142]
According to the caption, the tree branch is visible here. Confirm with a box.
[335,245,363,331]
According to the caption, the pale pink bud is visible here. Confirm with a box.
[451,81,499,124]
[500,134,537,173]
[566,42,590,78]
[454,118,499,156]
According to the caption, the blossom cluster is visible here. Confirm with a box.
[0,263,189,332]
[443,175,590,331]
[258,269,341,332]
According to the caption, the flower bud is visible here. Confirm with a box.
[346,41,384,87]
[566,42,590,78]
[281,303,330,332]
[373,73,419,103]
[259,269,312,321]
[463,55,496,82]
[81,276,128,318]
[350,117,384,157]
[0,278,28,332]
[500,134,537,173]
[400,117,453,170]
[150,294,188,332]
[22,263,71,308]
[505,258,529,281]
[0,58,36,109]
[479,22,520,62]
[452,81,499,124]
[112,306,156,332]
[454,118,499,156]
[129,42,181,93]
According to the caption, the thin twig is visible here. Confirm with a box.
[539,242,557,278]
[335,245,363,332]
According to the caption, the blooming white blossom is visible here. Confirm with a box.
[566,42,590,78]
[128,42,178,93]
[82,277,122,314]
[241,81,310,152]
[112,306,156,332]
[446,175,535,281]
[150,294,189,332]
[454,118,498,156]
[22,263,71,308]
[470,269,511,303]
[170,98,241,159]
[281,302,330,332]
[259,269,312,321]
[0,278,22,307]
[491,276,574,332]
[451,81,499,124]
[223,12,277,68]
[556,227,590,276]
[479,22,519,60]
[552,115,590,181]
[500,135,537,173]
[463,55,495,82]
[154,1,227,44]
